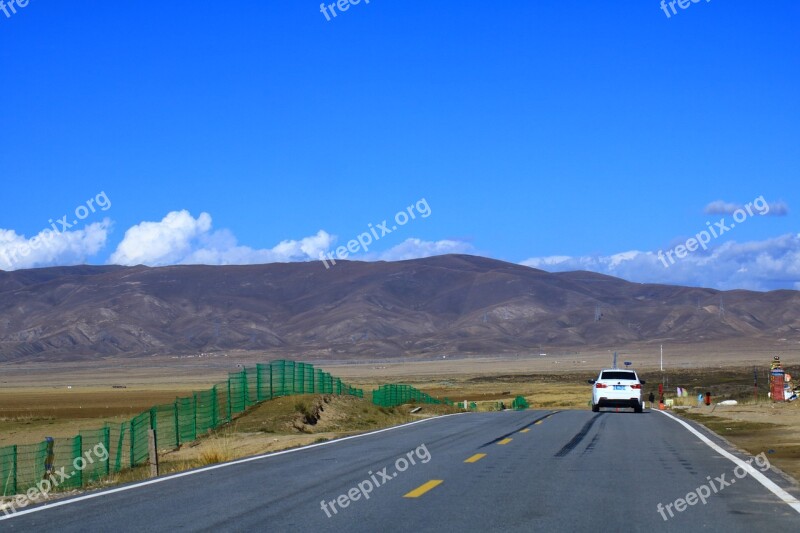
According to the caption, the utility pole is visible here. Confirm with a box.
[660,344,663,372]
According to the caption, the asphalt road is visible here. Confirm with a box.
[3,408,799,532]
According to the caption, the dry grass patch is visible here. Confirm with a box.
[677,403,800,482]
[198,435,235,465]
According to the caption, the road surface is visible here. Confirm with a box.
[3,409,799,531]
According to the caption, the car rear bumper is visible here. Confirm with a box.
[595,397,641,408]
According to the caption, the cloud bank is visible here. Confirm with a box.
[0,220,112,270]
[3,208,799,291]
[521,233,800,291]
[107,210,473,267]
[109,210,335,266]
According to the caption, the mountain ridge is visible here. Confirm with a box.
[1,254,798,362]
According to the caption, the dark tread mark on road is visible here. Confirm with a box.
[478,411,559,448]
[555,413,604,457]
[581,415,608,456]
[581,433,601,456]
[665,443,697,474]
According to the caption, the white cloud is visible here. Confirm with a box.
[110,210,212,266]
[767,200,790,216]
[109,210,334,266]
[704,200,741,215]
[521,233,800,291]
[0,220,111,271]
[372,238,474,261]
[704,198,788,216]
[181,228,335,265]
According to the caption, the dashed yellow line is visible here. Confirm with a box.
[404,480,443,498]
[464,453,487,463]
[534,420,543,425]
[519,428,530,433]
[497,438,513,445]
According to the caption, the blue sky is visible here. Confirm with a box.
[1,1,798,290]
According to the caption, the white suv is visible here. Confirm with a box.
[588,369,645,413]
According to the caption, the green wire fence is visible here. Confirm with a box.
[1,360,362,499]
[371,384,453,408]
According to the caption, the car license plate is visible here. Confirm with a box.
[613,385,625,390]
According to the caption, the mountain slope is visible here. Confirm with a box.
[1,255,799,361]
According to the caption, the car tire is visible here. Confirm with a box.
[633,402,643,413]
[591,403,599,412]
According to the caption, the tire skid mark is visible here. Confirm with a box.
[581,433,601,456]
[665,443,698,475]
[555,413,604,457]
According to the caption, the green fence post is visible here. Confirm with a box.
[299,362,304,394]
[173,401,180,447]
[74,435,83,487]
[211,386,218,428]
[281,361,289,396]
[11,444,17,495]
[129,420,135,468]
[104,426,111,476]
[243,368,249,406]
[227,379,232,422]
[285,361,293,395]
[269,363,274,400]
[193,393,198,438]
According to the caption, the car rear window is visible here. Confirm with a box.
[601,371,637,380]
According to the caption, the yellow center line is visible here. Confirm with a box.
[404,480,444,498]
[497,438,512,445]
[464,453,487,463]
[534,420,543,425]
[519,428,530,433]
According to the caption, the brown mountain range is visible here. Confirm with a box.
[1,255,799,362]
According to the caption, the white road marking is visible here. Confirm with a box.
[656,409,800,514]
[1,412,466,521]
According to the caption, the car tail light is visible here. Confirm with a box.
[595,383,607,388]
[630,384,642,389]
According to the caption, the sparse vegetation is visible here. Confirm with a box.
[198,436,234,465]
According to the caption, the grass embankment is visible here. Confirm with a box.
[62,394,459,490]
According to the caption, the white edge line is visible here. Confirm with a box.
[656,409,800,513]
[1,412,466,521]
